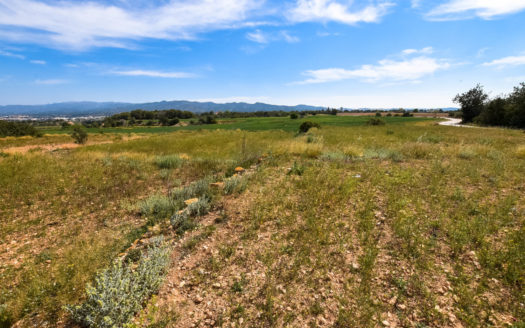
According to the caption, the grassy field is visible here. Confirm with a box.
[38,115,432,135]
[1,115,523,327]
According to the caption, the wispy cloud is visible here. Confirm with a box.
[0,0,263,50]
[482,55,525,68]
[30,59,46,65]
[426,0,525,20]
[287,0,394,25]
[293,49,450,84]
[246,29,299,44]
[0,49,25,59]
[34,79,68,85]
[402,47,433,55]
[110,70,197,78]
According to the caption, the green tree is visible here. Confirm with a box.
[453,84,488,123]
[71,125,88,144]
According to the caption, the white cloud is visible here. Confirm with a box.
[294,50,450,84]
[402,47,433,55]
[246,29,299,43]
[287,0,394,25]
[246,29,269,43]
[426,0,525,20]
[0,0,263,50]
[482,55,525,68]
[0,49,25,59]
[110,70,197,78]
[34,79,68,85]
[30,59,46,65]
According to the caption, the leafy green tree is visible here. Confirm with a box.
[505,82,525,128]
[476,97,507,126]
[453,84,488,123]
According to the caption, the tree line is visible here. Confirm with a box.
[454,82,525,128]
[0,120,41,137]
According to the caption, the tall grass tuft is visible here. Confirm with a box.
[66,240,171,328]
[154,155,184,169]
[223,175,248,195]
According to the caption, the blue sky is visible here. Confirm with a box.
[1,0,525,108]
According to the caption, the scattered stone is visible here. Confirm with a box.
[185,198,199,206]
[382,320,390,326]
[210,182,224,189]
[212,283,221,288]
[397,304,406,310]
[194,295,203,304]
[351,262,360,270]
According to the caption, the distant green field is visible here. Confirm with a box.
[39,115,434,135]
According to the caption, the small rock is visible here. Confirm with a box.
[351,262,360,270]
[210,182,224,189]
[194,295,203,304]
[397,304,406,310]
[212,283,221,288]
[185,198,199,206]
[382,320,390,326]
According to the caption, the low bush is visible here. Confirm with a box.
[186,197,210,217]
[366,118,386,126]
[170,211,196,235]
[298,121,321,133]
[66,241,171,328]
[154,155,184,169]
[137,194,175,224]
[171,177,211,203]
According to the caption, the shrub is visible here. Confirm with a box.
[71,125,88,144]
[320,151,346,161]
[290,113,299,119]
[171,211,196,235]
[66,242,171,328]
[186,197,210,217]
[375,112,382,117]
[171,177,211,203]
[298,121,320,133]
[137,195,174,224]
[154,155,183,169]
[223,175,247,195]
[366,118,386,126]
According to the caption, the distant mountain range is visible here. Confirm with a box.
[0,100,457,117]
[0,100,325,117]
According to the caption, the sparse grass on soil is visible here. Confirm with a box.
[1,116,523,327]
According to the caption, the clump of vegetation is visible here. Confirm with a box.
[154,154,184,169]
[171,177,211,204]
[71,125,88,144]
[186,197,210,217]
[454,82,525,128]
[138,194,175,224]
[290,113,299,119]
[299,121,321,133]
[223,175,247,195]
[66,241,170,328]
[366,117,386,126]
[170,211,196,235]
[288,161,305,175]
[0,120,42,137]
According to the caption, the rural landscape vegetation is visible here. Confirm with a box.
[1,1,524,327]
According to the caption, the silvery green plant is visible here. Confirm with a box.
[171,177,211,203]
[137,194,174,223]
[170,211,196,235]
[223,175,247,195]
[186,197,210,217]
[66,242,170,328]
